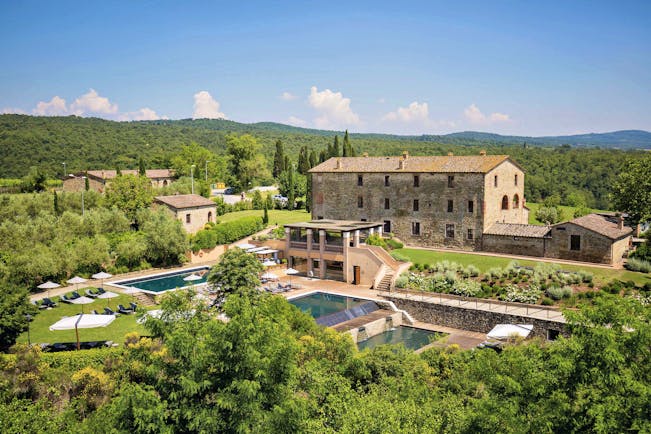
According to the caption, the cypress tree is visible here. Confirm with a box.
[306,172,312,213]
[332,135,340,158]
[138,156,146,176]
[342,130,350,157]
[53,191,60,215]
[273,139,285,178]
[84,172,89,191]
[309,150,317,168]
[262,203,269,225]
[298,146,310,175]
[116,166,122,176]
[287,165,295,211]
[319,150,327,163]
[283,156,290,174]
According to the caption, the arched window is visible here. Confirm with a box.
[501,195,509,210]
[513,194,520,209]
[208,211,213,222]
[163,180,168,186]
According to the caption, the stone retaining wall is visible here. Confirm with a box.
[384,296,568,339]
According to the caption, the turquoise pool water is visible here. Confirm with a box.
[289,292,367,321]
[112,267,209,293]
[357,326,439,351]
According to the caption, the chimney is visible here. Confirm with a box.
[335,158,342,169]
[479,149,487,156]
[402,150,409,159]
[447,152,454,156]
[618,216,624,230]
[399,159,405,170]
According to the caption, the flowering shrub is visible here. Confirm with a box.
[450,279,482,297]
[501,284,542,304]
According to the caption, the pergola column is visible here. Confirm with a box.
[353,230,360,247]
[319,230,326,279]
[306,228,313,274]
[285,227,291,266]
[342,232,351,282]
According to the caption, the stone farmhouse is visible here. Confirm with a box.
[309,152,632,265]
[154,194,216,234]
[62,169,174,193]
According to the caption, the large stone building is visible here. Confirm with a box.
[309,152,633,265]
[154,194,216,234]
[309,151,529,249]
[63,169,174,193]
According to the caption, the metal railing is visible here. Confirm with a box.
[382,288,568,321]
[289,241,308,249]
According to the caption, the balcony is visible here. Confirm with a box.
[290,241,308,249]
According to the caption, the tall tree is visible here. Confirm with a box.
[225,134,269,191]
[138,157,146,176]
[105,174,154,222]
[207,248,264,299]
[272,139,285,179]
[0,283,37,351]
[342,130,351,157]
[309,150,318,168]
[298,146,310,175]
[287,164,295,211]
[612,155,651,224]
[331,135,340,158]
[53,191,60,216]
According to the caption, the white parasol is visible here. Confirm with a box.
[37,281,60,298]
[261,272,278,280]
[49,314,115,350]
[285,267,299,288]
[92,272,113,290]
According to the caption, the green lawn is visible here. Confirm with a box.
[395,247,651,286]
[17,293,151,345]
[217,209,311,226]
[526,202,610,225]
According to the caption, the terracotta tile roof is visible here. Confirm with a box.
[484,223,552,238]
[309,155,512,173]
[155,194,216,209]
[562,213,633,240]
[87,169,173,180]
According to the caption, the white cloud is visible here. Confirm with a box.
[464,103,510,125]
[1,107,27,114]
[383,101,429,123]
[33,96,68,116]
[118,107,162,121]
[280,91,297,101]
[287,116,307,127]
[308,86,360,129]
[192,90,226,119]
[69,89,118,115]
[377,97,386,104]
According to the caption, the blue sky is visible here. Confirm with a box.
[1,1,649,135]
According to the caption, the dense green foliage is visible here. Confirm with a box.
[189,216,265,251]
[0,193,187,289]
[612,154,651,224]
[0,285,36,351]
[207,248,264,299]
[1,115,648,209]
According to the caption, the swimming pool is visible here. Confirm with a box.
[110,266,210,294]
[289,292,379,326]
[357,326,439,351]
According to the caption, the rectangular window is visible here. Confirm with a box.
[468,200,474,213]
[317,215,324,220]
[384,175,390,186]
[494,175,498,187]
[413,175,420,187]
[446,224,455,239]
[384,198,390,209]
[411,222,421,236]
[357,196,363,208]
[383,220,391,233]
[413,199,419,211]
[185,214,191,224]
[448,175,455,188]
[317,174,323,183]
[467,229,474,240]
[570,235,581,251]
[447,200,453,212]
[357,175,363,186]
[515,174,518,186]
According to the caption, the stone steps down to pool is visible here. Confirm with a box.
[332,309,398,332]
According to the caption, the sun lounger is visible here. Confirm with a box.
[85,288,99,298]
[97,287,106,294]
[117,304,133,315]
[60,295,72,303]
[129,302,138,311]
[91,310,100,315]
[41,297,57,308]
[70,291,81,299]
[104,307,119,316]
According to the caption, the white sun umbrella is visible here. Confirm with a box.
[69,295,95,314]
[285,267,299,287]
[261,271,278,281]
[97,290,119,309]
[91,272,113,290]
[50,313,115,350]
[67,276,87,294]
[236,242,256,250]
[183,273,203,282]
[262,259,276,267]
[37,281,60,298]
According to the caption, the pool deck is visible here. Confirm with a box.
[282,275,487,349]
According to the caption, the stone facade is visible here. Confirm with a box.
[481,234,548,257]
[154,194,217,234]
[62,169,174,193]
[385,297,567,339]
[310,154,528,250]
[546,222,630,264]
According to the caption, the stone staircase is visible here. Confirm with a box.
[376,270,395,292]
[132,292,157,307]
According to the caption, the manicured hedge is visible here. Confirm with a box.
[190,216,265,251]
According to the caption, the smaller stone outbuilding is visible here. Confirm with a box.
[154,194,216,234]
[547,213,632,264]
[63,169,175,193]
[482,223,552,257]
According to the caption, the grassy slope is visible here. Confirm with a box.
[217,209,311,226]
[526,202,610,225]
[17,293,151,345]
[395,248,651,286]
